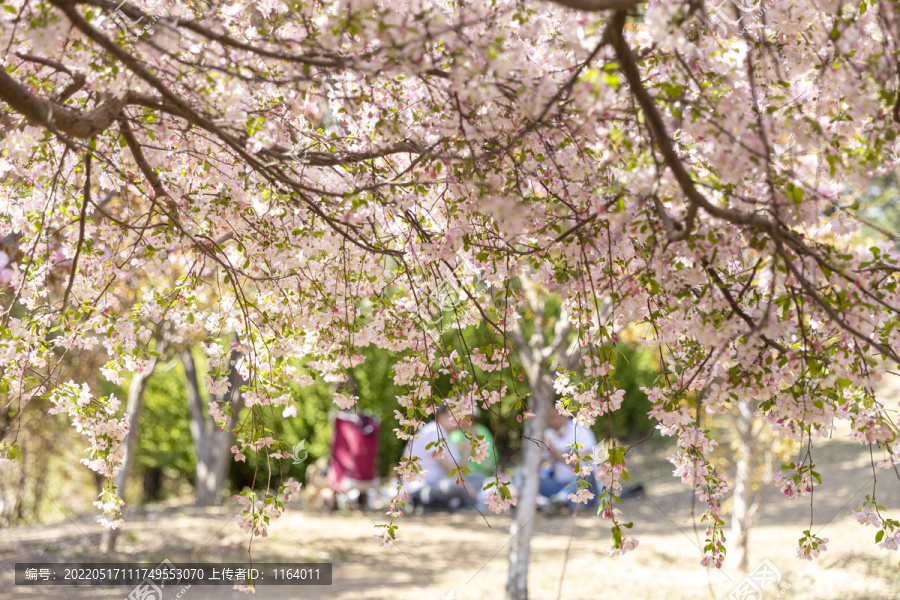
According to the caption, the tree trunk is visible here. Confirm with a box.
[101,356,158,552]
[182,347,244,507]
[506,379,552,600]
[731,401,755,572]
[13,463,27,522]
[503,276,576,600]
[142,467,162,501]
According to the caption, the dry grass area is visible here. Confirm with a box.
[1,426,898,600]
[3,376,900,600]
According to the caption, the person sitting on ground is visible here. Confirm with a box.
[540,409,599,509]
[448,409,496,479]
[402,403,484,511]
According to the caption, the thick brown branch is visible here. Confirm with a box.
[546,0,644,10]
[0,70,126,139]
[650,194,697,242]
[259,140,428,167]
[118,117,166,199]
[894,66,900,124]
[56,73,87,103]
[608,12,816,255]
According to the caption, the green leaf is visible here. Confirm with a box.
[612,524,623,547]
[786,182,804,204]
[663,82,684,99]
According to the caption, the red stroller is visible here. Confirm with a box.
[325,410,380,509]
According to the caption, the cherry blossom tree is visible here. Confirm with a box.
[504,276,579,598]
[2,0,900,597]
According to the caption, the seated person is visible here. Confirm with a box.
[402,403,484,511]
[540,409,599,508]
[448,411,496,479]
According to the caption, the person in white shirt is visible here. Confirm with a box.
[540,409,600,508]
[402,404,483,510]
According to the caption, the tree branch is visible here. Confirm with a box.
[0,70,126,139]
[51,0,404,258]
[62,150,91,311]
[118,117,167,199]
[705,267,788,355]
[607,11,813,256]
[774,242,900,363]
[545,0,644,10]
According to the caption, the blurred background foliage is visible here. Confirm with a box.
[854,170,900,242]
[229,344,408,491]
[2,289,661,521]
[136,362,195,501]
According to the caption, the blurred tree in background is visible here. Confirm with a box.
[604,343,658,443]
[135,363,195,501]
[853,169,900,242]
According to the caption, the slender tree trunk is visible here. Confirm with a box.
[506,379,552,600]
[182,349,209,504]
[182,347,244,507]
[101,356,158,552]
[731,401,755,572]
[502,276,578,600]
[142,467,162,501]
[13,464,27,522]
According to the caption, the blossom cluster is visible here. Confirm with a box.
[483,476,517,515]
[48,382,130,528]
[650,399,729,568]
[797,531,828,561]
[234,478,301,538]
[853,495,899,553]
[772,462,820,499]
